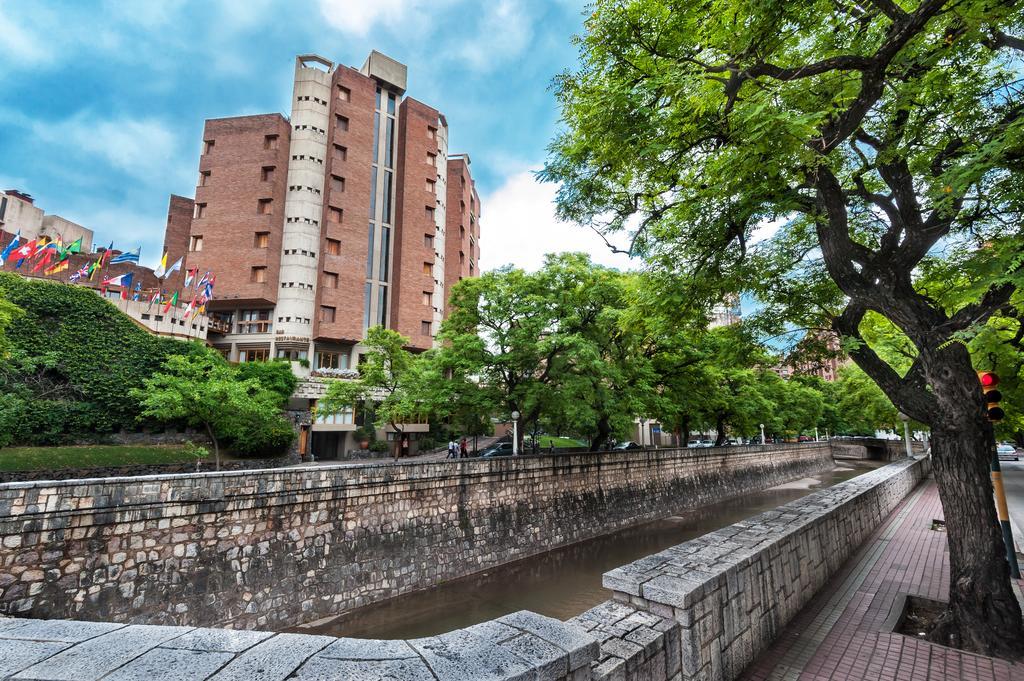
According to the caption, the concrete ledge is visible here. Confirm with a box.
[0,610,598,681]
[602,455,930,681]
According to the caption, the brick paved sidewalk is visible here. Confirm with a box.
[740,478,1024,681]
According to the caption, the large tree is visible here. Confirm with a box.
[544,0,1024,655]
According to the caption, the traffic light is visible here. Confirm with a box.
[977,371,1005,422]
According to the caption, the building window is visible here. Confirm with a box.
[203,139,214,154]
[315,351,349,370]
[199,170,211,187]
[276,348,308,361]
[427,152,436,165]
[427,126,436,140]
[194,203,206,219]
[333,144,347,161]
[422,262,432,276]
[424,234,434,248]
[331,175,345,193]
[315,405,354,425]
[422,291,432,306]
[239,348,270,362]
[337,85,351,102]
[264,134,279,150]
[320,305,336,323]
[238,309,271,334]
[363,282,372,330]
[460,226,466,240]
[335,115,349,132]
[387,92,396,115]
[258,199,273,215]
[254,232,270,249]
[460,251,465,264]
[328,207,342,223]
[366,222,375,278]
[261,166,275,182]
[426,179,435,193]
[323,271,338,288]
[421,321,431,335]
[326,238,341,255]
[426,206,435,222]
[189,235,203,252]
[250,266,267,283]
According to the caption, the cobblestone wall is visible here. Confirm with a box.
[0,445,832,629]
[0,457,294,484]
[600,455,929,681]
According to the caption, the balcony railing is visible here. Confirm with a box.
[237,321,272,334]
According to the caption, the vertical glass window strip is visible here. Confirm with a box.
[382,171,393,224]
[364,282,373,330]
[377,286,388,327]
[366,223,375,279]
[369,166,378,218]
[372,112,380,160]
[387,93,396,115]
[379,226,391,281]
[384,118,395,169]
[375,87,382,110]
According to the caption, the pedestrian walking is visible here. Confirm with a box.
[460,437,468,458]
[447,438,457,459]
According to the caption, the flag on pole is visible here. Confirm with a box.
[109,247,140,264]
[102,273,133,288]
[162,290,179,313]
[46,260,70,275]
[164,256,183,278]
[63,237,83,256]
[31,247,54,273]
[153,252,168,278]
[0,231,19,265]
[69,263,91,283]
[132,282,142,301]
[90,242,114,281]
[13,240,37,269]
[197,270,210,288]
[118,273,135,299]
[184,267,197,289]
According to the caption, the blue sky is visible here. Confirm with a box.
[0,0,636,272]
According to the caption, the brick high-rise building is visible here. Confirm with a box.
[164,52,482,458]
[169,52,481,362]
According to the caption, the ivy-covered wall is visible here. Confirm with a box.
[0,272,210,445]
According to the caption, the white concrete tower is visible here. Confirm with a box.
[431,118,449,345]
[278,55,334,342]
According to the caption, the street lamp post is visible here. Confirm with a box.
[759,423,766,446]
[511,410,520,456]
[898,412,913,459]
[814,426,819,442]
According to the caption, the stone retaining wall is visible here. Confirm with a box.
[599,455,929,681]
[0,444,832,629]
[0,456,294,484]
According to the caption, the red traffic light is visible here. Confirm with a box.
[978,371,1004,423]
[979,372,999,387]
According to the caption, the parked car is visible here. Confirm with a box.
[997,443,1019,462]
[687,440,713,448]
[613,441,642,450]
[479,442,515,458]
[797,435,813,442]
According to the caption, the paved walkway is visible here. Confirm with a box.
[740,478,1024,681]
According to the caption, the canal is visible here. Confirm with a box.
[296,461,879,640]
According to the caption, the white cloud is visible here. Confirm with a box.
[317,0,422,36]
[0,5,52,66]
[456,0,533,71]
[479,169,637,273]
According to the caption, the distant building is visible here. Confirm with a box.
[0,190,93,252]
[709,294,741,327]
[774,331,847,381]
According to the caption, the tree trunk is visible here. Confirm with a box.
[714,414,727,447]
[591,414,612,451]
[205,423,220,472]
[927,419,1024,658]
[922,351,1024,659]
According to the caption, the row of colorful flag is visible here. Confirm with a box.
[0,231,216,316]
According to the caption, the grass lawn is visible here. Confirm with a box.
[534,435,586,448]
[0,444,208,471]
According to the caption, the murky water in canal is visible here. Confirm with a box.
[297,461,880,640]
